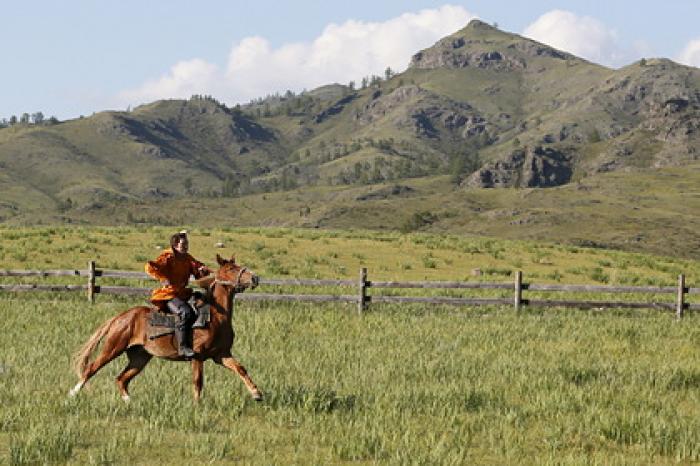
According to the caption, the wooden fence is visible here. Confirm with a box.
[0,262,698,318]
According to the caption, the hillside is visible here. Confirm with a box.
[1,20,699,258]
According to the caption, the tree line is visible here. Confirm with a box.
[242,66,398,120]
[0,112,60,128]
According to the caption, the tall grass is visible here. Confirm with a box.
[1,227,700,463]
[1,291,700,464]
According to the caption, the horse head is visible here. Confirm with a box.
[212,254,259,293]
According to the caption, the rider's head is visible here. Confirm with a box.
[170,231,189,255]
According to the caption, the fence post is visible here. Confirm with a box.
[358,267,367,314]
[514,271,522,313]
[87,260,96,303]
[676,274,685,320]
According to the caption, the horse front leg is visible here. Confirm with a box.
[191,359,204,401]
[214,355,262,401]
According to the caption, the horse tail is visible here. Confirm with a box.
[72,314,120,379]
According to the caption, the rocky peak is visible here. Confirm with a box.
[462,19,500,33]
[409,19,581,71]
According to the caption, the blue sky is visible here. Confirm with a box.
[3,1,699,121]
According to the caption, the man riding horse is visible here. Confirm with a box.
[145,231,211,358]
[71,249,261,401]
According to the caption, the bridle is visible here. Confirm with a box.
[212,267,249,293]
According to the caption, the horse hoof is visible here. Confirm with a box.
[252,391,263,402]
[121,394,131,403]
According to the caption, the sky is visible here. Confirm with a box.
[3,1,700,121]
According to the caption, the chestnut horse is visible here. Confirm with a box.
[69,254,262,402]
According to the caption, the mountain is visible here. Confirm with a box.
[1,20,699,257]
[406,21,699,187]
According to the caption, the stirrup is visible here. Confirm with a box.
[175,329,195,358]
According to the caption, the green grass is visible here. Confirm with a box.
[2,293,700,464]
[0,226,698,286]
[1,227,700,463]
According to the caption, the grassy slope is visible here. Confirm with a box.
[0,101,290,208]
[12,162,700,261]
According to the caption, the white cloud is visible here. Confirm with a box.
[678,39,700,67]
[118,5,475,108]
[119,59,219,105]
[523,10,628,67]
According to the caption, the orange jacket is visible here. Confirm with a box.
[145,249,208,303]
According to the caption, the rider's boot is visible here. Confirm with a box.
[175,328,195,358]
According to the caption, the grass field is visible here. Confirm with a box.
[1,225,698,286]
[1,227,700,464]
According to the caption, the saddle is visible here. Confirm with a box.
[147,297,211,340]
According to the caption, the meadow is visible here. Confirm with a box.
[1,225,698,286]
[1,226,700,464]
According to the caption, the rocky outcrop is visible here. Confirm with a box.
[355,85,426,124]
[466,146,573,188]
[355,185,415,201]
[410,46,526,71]
[355,85,492,141]
[139,144,167,158]
[400,107,489,140]
[507,41,576,61]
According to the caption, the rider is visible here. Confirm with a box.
[145,231,211,358]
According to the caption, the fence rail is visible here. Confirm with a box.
[0,261,696,318]
[0,269,86,277]
[369,281,512,289]
[0,284,86,292]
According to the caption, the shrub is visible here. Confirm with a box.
[589,267,610,283]
[400,211,438,233]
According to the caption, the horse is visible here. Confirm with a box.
[69,254,262,402]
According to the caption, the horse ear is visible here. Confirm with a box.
[229,254,236,264]
[216,254,227,266]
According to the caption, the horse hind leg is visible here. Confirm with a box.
[69,330,131,398]
[116,347,152,402]
[214,355,262,401]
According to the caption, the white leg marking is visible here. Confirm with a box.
[121,394,131,403]
[68,381,84,397]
